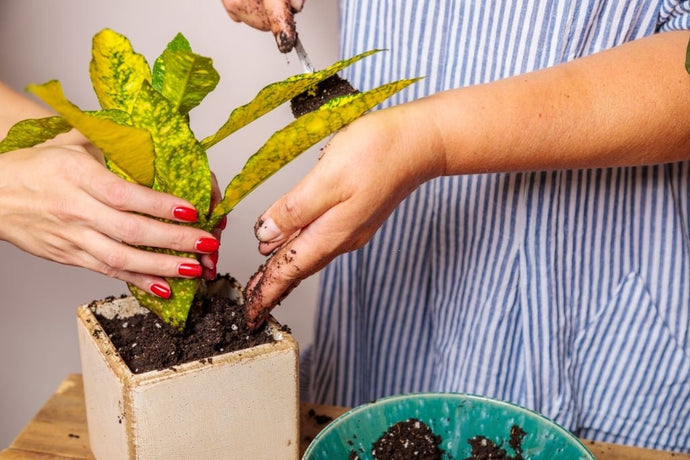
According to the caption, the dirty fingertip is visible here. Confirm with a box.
[255,216,283,242]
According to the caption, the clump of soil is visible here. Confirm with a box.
[350,418,444,460]
[92,276,278,374]
[465,425,527,460]
[290,74,359,117]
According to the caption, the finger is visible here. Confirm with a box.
[246,210,358,327]
[289,0,305,13]
[54,242,174,299]
[263,0,298,52]
[221,0,272,30]
[91,206,219,256]
[80,231,207,281]
[254,167,345,249]
[84,170,205,224]
[201,251,219,281]
[209,172,222,213]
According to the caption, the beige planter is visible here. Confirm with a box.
[76,281,300,460]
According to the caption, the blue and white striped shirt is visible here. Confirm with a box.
[303,0,690,452]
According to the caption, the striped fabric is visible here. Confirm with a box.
[302,0,690,452]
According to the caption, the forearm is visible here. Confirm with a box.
[0,81,89,147]
[412,30,690,178]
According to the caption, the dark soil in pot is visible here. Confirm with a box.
[92,275,281,374]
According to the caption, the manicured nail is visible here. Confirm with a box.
[173,206,198,222]
[178,263,203,278]
[255,217,282,242]
[219,215,228,230]
[195,237,219,253]
[150,283,171,299]
[209,252,219,266]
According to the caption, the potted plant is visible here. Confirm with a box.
[0,29,416,458]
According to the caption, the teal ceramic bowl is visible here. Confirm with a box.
[303,393,594,459]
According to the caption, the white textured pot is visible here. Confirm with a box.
[76,281,300,460]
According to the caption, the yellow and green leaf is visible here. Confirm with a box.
[0,116,71,154]
[89,28,151,113]
[128,277,199,331]
[200,49,382,150]
[207,77,420,228]
[130,81,212,218]
[127,81,213,329]
[152,33,220,115]
[27,80,155,186]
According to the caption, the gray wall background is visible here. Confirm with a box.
[0,0,338,447]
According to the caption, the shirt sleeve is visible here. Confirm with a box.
[658,0,690,31]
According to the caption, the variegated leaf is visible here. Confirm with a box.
[152,33,219,115]
[90,28,151,113]
[0,116,71,154]
[129,278,199,331]
[130,81,212,219]
[127,81,213,329]
[200,50,382,149]
[207,77,421,228]
[28,80,155,186]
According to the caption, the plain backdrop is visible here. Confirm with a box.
[0,0,339,447]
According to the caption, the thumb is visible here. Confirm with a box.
[254,173,343,254]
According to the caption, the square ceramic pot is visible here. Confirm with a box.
[76,285,299,460]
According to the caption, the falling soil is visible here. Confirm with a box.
[290,74,359,118]
[349,418,444,460]
[92,277,279,374]
[465,425,527,460]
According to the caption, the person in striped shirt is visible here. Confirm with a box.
[226,0,690,452]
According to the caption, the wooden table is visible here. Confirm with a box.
[1,374,688,459]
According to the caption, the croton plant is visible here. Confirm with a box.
[0,29,417,330]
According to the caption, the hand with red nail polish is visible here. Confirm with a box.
[0,82,224,298]
[199,173,225,281]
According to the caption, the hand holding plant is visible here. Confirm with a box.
[0,28,417,330]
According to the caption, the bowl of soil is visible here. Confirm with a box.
[303,393,594,460]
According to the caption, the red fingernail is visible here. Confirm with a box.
[195,237,219,253]
[210,252,219,266]
[178,263,203,278]
[173,206,198,222]
[219,215,228,230]
[150,283,171,299]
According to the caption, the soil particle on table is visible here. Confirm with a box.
[93,287,276,374]
[362,418,444,460]
[308,408,334,425]
[290,74,359,118]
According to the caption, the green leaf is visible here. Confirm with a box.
[152,33,192,90]
[0,116,71,154]
[27,80,155,186]
[89,28,151,113]
[127,81,212,330]
[208,77,421,227]
[201,49,382,149]
[152,33,219,115]
[130,81,212,217]
[129,278,199,331]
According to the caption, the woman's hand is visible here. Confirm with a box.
[0,144,221,298]
[244,101,446,327]
[221,0,305,52]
